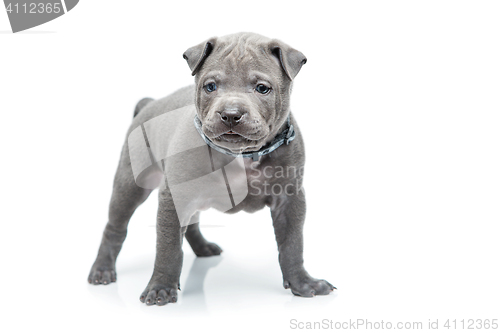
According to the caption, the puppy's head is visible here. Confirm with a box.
[183,32,306,153]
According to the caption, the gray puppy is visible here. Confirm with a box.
[88,32,335,305]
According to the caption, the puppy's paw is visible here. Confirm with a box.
[140,284,179,306]
[88,267,116,285]
[193,242,223,257]
[284,276,336,297]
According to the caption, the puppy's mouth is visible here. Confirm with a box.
[217,130,246,142]
[201,120,268,151]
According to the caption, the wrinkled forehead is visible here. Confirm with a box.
[198,40,282,80]
[200,69,277,87]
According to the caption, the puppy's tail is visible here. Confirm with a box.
[133,97,154,118]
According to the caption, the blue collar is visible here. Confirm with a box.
[193,115,295,161]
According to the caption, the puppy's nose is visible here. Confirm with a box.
[220,110,243,127]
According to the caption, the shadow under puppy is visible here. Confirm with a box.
[88,32,335,306]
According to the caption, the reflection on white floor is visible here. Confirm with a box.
[181,256,224,313]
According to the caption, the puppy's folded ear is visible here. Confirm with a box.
[269,40,307,81]
[183,37,217,76]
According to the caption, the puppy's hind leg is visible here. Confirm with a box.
[88,142,153,285]
[185,212,223,257]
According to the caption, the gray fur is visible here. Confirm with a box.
[88,32,334,305]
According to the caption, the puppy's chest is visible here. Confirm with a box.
[162,146,297,215]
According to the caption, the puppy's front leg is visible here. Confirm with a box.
[271,188,335,297]
[140,189,184,306]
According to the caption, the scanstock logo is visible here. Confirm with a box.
[128,105,249,227]
[3,0,79,33]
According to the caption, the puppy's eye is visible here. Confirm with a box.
[256,84,271,94]
[204,82,217,93]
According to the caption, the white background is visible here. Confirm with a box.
[1,1,499,332]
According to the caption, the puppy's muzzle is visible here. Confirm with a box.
[219,109,246,128]
[216,96,250,130]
